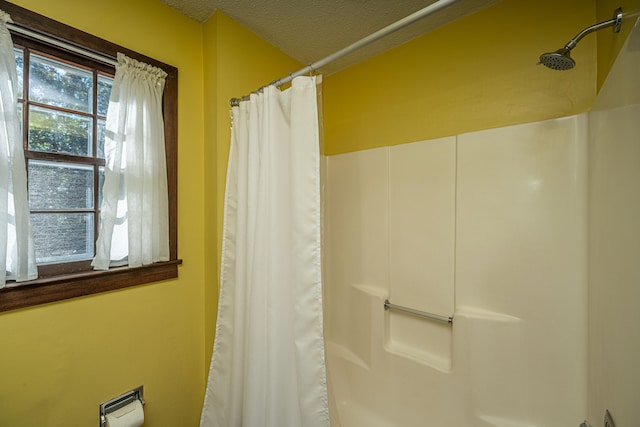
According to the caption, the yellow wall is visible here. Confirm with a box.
[597,0,640,88]
[324,0,599,155]
[0,0,207,426]
[201,11,301,371]
[323,0,640,156]
[202,6,219,380]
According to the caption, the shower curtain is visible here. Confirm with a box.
[200,76,329,427]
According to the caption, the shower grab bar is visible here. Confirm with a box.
[384,299,453,325]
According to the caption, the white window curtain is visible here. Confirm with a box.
[200,76,329,427]
[93,53,169,270]
[0,10,37,287]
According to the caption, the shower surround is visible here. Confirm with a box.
[323,15,640,424]
[324,114,588,427]
[322,13,640,426]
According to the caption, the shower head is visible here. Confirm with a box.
[538,7,623,70]
[538,48,575,71]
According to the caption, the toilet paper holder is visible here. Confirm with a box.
[99,385,145,427]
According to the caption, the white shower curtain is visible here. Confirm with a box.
[200,76,329,427]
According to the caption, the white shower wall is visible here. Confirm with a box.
[324,114,588,426]
[587,17,640,426]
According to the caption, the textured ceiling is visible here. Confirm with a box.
[159,0,499,74]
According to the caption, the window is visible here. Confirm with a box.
[17,48,112,271]
[0,1,180,312]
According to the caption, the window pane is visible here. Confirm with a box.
[97,118,106,158]
[29,54,92,113]
[99,166,105,208]
[31,212,94,264]
[28,105,92,156]
[28,160,94,210]
[18,102,23,132]
[14,48,23,98]
[97,75,112,117]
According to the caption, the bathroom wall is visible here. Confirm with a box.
[0,1,301,426]
[588,17,640,426]
[596,0,640,89]
[323,0,597,155]
[324,113,589,426]
[323,0,640,425]
[0,1,207,426]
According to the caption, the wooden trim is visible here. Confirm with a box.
[0,261,182,312]
[164,64,179,261]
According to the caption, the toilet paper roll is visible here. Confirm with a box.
[105,400,144,427]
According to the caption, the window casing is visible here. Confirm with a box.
[0,1,180,312]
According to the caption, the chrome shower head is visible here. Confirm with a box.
[538,7,622,70]
[538,48,575,71]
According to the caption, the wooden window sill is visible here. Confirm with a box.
[0,259,183,313]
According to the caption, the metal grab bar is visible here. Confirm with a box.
[384,299,453,325]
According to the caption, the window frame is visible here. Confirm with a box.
[0,0,180,312]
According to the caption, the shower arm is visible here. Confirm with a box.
[564,8,622,51]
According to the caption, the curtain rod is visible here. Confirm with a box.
[230,0,459,107]
[7,22,118,67]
